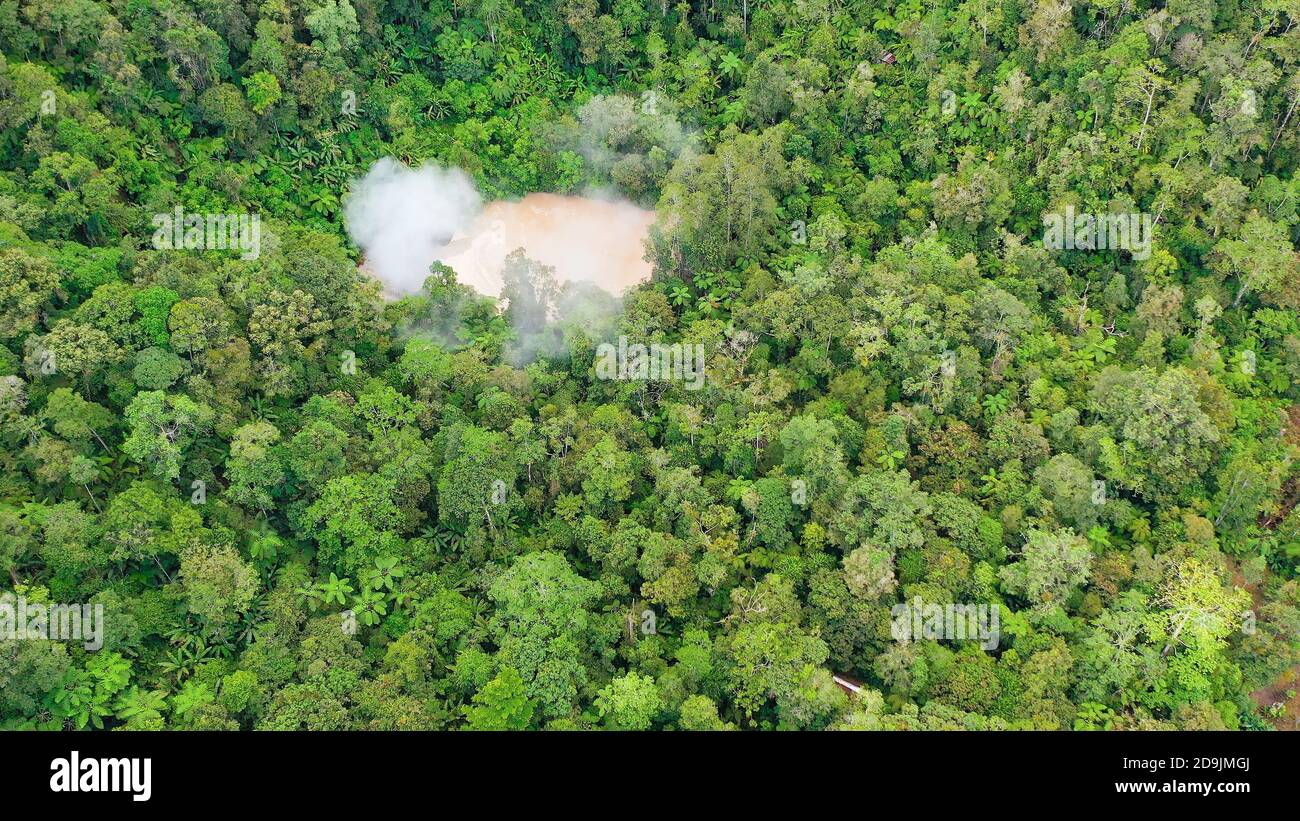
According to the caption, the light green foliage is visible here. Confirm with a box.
[999,528,1092,612]
[595,672,662,730]
[0,248,59,341]
[121,391,215,481]
[487,552,609,720]
[179,542,259,625]
[464,667,536,730]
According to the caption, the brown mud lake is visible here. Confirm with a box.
[367,193,655,299]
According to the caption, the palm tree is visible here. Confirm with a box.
[719,52,743,82]
[352,588,389,627]
[366,555,406,591]
[114,687,168,723]
[875,448,907,471]
[725,477,752,502]
[317,573,355,606]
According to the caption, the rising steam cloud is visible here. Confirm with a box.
[344,158,656,302]
[343,158,482,296]
[344,157,657,365]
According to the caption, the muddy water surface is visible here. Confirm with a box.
[432,193,656,298]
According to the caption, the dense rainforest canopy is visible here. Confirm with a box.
[2,0,1300,731]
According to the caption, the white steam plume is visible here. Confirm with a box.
[343,159,482,296]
